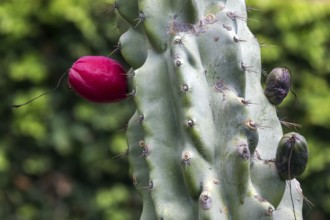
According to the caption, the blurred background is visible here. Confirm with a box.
[1,0,329,219]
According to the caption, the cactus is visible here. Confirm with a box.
[106,0,309,219]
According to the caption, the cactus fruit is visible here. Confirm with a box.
[106,0,309,219]
[275,132,308,180]
[68,56,128,103]
[264,67,291,106]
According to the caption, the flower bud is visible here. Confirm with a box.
[68,56,127,103]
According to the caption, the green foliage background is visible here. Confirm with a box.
[1,0,329,219]
[1,0,138,219]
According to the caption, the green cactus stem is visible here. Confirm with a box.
[109,0,309,219]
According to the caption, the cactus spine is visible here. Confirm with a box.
[110,0,308,219]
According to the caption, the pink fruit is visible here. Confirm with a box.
[68,56,127,103]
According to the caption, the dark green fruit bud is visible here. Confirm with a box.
[275,132,308,180]
[264,67,291,105]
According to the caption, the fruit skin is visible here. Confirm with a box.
[276,132,308,180]
[264,67,291,105]
[68,56,127,103]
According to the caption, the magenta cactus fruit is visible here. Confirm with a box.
[275,132,308,180]
[264,67,291,105]
[68,56,127,103]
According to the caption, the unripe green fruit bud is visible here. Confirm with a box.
[264,67,291,105]
[276,132,308,180]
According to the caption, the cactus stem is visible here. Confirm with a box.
[214,80,228,92]
[241,62,257,73]
[287,180,297,220]
[138,140,150,157]
[180,84,190,94]
[139,143,150,158]
[186,119,196,128]
[140,146,150,157]
[240,120,259,153]
[169,19,196,35]
[199,190,212,210]
[138,140,145,148]
[126,88,136,98]
[198,14,217,27]
[119,0,309,218]
[233,36,246,43]
[245,120,269,130]
[238,98,254,106]
[140,180,153,192]
[138,114,144,123]
[245,120,257,130]
[173,35,186,45]
[237,143,250,160]
[254,194,267,203]
[226,11,247,22]
[223,24,232,31]
[181,151,192,167]
[133,12,145,28]
[130,113,144,127]
[294,181,314,208]
[214,80,229,100]
[175,59,183,67]
[265,207,274,216]
[227,10,259,23]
